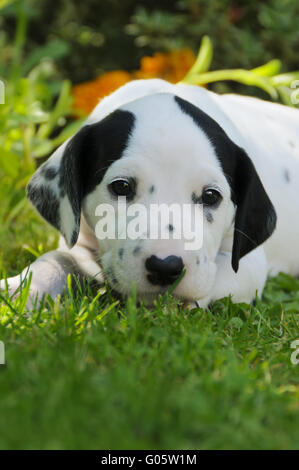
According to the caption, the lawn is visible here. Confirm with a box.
[1,0,299,450]
[0,192,299,450]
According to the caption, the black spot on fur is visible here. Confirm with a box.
[289,141,295,148]
[42,166,58,180]
[205,211,213,223]
[283,168,290,183]
[192,191,201,204]
[133,246,141,255]
[196,256,200,265]
[168,224,174,232]
[149,185,155,194]
[27,182,59,228]
[106,267,118,286]
[175,95,277,273]
[118,248,124,260]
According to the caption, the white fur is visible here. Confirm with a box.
[60,195,77,247]
[2,79,299,308]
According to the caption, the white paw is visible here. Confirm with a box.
[0,276,22,297]
[0,275,40,309]
[182,296,211,310]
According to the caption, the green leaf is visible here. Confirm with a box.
[0,0,16,11]
[22,39,70,76]
[271,72,299,86]
[183,35,213,79]
[0,148,20,178]
[32,139,55,158]
[183,68,279,100]
[37,80,72,139]
[251,59,281,77]
[50,119,85,147]
[5,196,27,224]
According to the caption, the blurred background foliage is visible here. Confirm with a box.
[2,0,299,83]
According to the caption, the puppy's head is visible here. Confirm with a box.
[27,93,276,302]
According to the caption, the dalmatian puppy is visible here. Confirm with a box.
[1,78,299,308]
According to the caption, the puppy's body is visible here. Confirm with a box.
[2,79,299,307]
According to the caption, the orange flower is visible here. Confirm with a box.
[139,53,168,74]
[135,49,196,83]
[72,70,132,115]
[72,49,196,115]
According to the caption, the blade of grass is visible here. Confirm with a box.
[166,268,186,296]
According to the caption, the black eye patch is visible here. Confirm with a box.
[41,166,59,180]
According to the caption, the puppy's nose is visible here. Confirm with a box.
[146,255,184,286]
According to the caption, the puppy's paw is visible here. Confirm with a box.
[182,301,197,310]
[0,275,40,309]
[0,275,22,297]
[182,296,211,311]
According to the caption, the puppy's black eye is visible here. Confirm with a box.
[109,179,135,198]
[202,188,222,206]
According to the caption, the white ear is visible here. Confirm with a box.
[27,109,135,247]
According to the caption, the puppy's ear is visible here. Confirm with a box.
[27,110,135,247]
[174,95,276,273]
[27,125,94,247]
[230,146,276,272]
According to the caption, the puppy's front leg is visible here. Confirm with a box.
[196,246,268,309]
[0,244,103,308]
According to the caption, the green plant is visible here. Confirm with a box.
[128,0,299,75]
[0,274,298,449]
[0,0,83,224]
[0,0,83,174]
[182,36,299,106]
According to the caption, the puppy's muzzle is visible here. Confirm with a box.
[146,255,184,286]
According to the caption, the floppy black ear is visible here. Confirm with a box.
[174,94,277,272]
[27,109,135,247]
[230,146,276,272]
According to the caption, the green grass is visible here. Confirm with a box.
[1,0,299,451]
[0,192,299,450]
